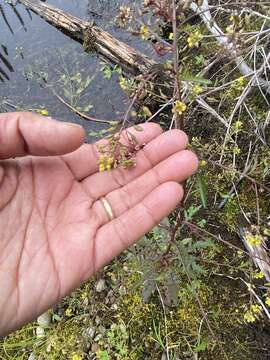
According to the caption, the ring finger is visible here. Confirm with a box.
[92,149,198,226]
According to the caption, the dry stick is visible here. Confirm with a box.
[156,286,170,359]
[172,0,182,130]
[19,0,155,75]
[53,92,116,124]
[163,0,186,256]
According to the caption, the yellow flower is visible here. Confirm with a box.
[226,25,234,34]
[119,76,128,91]
[187,30,203,48]
[36,108,49,116]
[233,146,241,155]
[65,308,73,317]
[234,120,243,131]
[141,106,152,118]
[99,164,106,172]
[72,355,83,360]
[244,311,256,323]
[199,160,207,167]
[251,304,262,314]
[140,25,150,40]
[236,76,245,87]
[192,84,203,95]
[246,232,263,247]
[172,101,187,116]
[265,297,270,307]
[253,271,264,279]
[98,155,115,172]
[169,32,174,40]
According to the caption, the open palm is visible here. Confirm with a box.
[0,112,197,336]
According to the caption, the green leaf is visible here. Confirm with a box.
[195,340,208,352]
[184,205,202,221]
[197,174,207,208]
[191,262,207,274]
[52,313,61,322]
[193,239,214,249]
[180,71,212,85]
[181,237,192,246]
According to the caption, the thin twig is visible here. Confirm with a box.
[53,91,116,124]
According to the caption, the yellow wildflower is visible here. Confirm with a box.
[265,297,270,307]
[172,101,187,116]
[187,30,203,48]
[234,120,243,131]
[199,160,207,167]
[253,271,264,279]
[140,25,150,40]
[141,106,152,118]
[246,232,263,247]
[169,32,174,40]
[36,108,49,116]
[233,146,241,155]
[244,311,256,323]
[98,155,115,172]
[65,308,73,317]
[192,84,203,95]
[250,304,262,314]
[72,355,83,360]
[226,25,234,34]
[119,76,128,91]
[236,76,245,87]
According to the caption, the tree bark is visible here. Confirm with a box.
[19,0,155,74]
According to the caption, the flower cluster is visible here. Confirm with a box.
[97,129,144,173]
[187,30,203,48]
[244,303,262,323]
[172,100,187,116]
[253,271,264,279]
[98,155,115,172]
[246,232,263,247]
[140,25,150,40]
[265,297,270,307]
[115,6,132,28]
[192,84,203,95]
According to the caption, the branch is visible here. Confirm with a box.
[19,0,155,74]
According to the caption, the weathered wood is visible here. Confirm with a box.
[19,0,155,74]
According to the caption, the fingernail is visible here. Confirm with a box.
[49,117,83,129]
[62,122,83,129]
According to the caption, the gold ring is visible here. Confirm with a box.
[100,197,114,221]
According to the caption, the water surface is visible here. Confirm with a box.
[0,0,149,136]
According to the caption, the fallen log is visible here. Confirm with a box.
[19,0,155,74]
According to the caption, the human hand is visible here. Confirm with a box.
[0,112,198,337]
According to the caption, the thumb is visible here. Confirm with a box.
[0,112,85,159]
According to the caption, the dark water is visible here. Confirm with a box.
[0,0,150,137]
